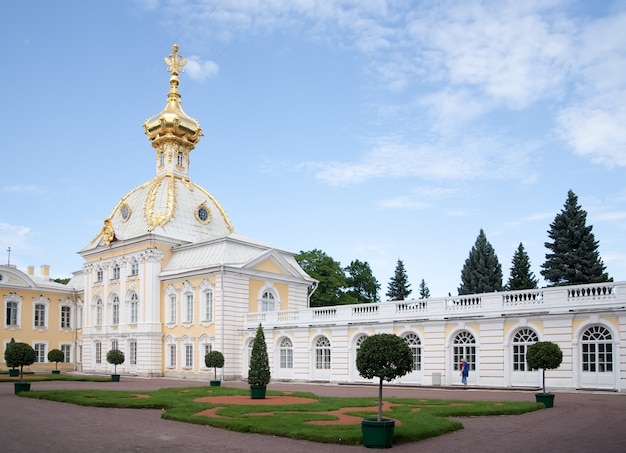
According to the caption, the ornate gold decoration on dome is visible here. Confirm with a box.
[119,202,132,223]
[195,201,212,224]
[145,175,178,228]
[101,218,117,246]
[198,186,235,233]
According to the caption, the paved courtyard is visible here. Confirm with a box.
[2,377,625,452]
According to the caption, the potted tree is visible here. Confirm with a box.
[106,349,125,382]
[48,349,64,374]
[5,341,37,394]
[526,341,563,408]
[205,350,225,386]
[356,333,413,448]
[248,324,270,399]
[5,337,19,377]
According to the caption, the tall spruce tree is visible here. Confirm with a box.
[506,243,538,290]
[417,279,431,299]
[540,190,611,286]
[458,229,503,295]
[386,259,412,300]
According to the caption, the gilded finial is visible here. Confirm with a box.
[164,44,187,75]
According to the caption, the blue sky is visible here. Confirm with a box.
[2,0,626,297]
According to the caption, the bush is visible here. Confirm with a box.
[48,349,64,370]
[4,341,37,382]
[526,341,563,394]
[248,324,270,386]
[106,349,125,375]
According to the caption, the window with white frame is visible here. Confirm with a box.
[185,344,193,368]
[404,333,422,371]
[315,336,331,370]
[61,344,71,363]
[96,268,103,282]
[111,339,118,351]
[95,298,103,326]
[177,151,183,166]
[34,301,47,328]
[184,293,194,324]
[582,325,613,372]
[111,295,120,325]
[279,337,293,369]
[202,290,213,323]
[34,343,46,363]
[453,331,476,371]
[260,290,276,312]
[168,344,177,368]
[168,294,177,324]
[94,342,101,364]
[129,292,138,324]
[112,263,120,280]
[129,341,137,365]
[61,305,71,329]
[512,328,539,371]
[5,298,21,327]
[77,305,83,329]
[130,260,139,276]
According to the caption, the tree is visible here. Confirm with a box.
[5,341,36,382]
[418,279,431,299]
[526,341,563,395]
[506,243,539,290]
[344,259,380,303]
[248,324,270,387]
[386,259,412,300]
[47,348,65,371]
[205,350,225,382]
[106,349,125,375]
[541,190,611,286]
[356,334,413,422]
[296,249,348,306]
[458,229,503,295]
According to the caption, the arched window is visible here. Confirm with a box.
[315,336,331,370]
[453,331,476,371]
[512,328,539,371]
[128,292,138,324]
[404,333,422,371]
[111,295,120,325]
[582,326,613,372]
[279,337,293,369]
[95,298,103,326]
[260,290,276,312]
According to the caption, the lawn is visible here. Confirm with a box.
[19,385,543,445]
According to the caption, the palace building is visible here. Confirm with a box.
[3,45,625,392]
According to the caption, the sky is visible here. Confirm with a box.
[2,0,626,298]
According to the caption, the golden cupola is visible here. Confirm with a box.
[143,44,203,178]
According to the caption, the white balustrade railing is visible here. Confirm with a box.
[244,281,625,329]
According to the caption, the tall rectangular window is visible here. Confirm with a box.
[61,344,71,363]
[130,294,138,324]
[34,343,46,363]
[34,304,46,328]
[61,306,71,328]
[111,340,118,351]
[112,300,120,325]
[169,344,177,368]
[185,344,193,368]
[130,341,137,365]
[203,291,213,322]
[185,294,194,323]
[6,301,19,326]
[95,342,102,364]
[168,295,177,323]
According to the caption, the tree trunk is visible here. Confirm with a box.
[378,377,383,422]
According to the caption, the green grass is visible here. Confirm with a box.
[20,386,543,445]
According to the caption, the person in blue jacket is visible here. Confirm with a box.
[460,358,469,385]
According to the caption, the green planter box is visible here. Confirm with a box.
[8,369,19,377]
[210,380,221,387]
[535,393,555,408]
[250,385,267,399]
[111,374,121,382]
[14,382,31,394]
[51,370,61,375]
[362,418,395,448]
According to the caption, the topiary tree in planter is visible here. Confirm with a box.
[526,341,563,408]
[205,350,225,386]
[4,337,19,377]
[248,324,270,399]
[106,349,125,382]
[5,341,37,393]
[48,349,64,374]
[356,333,413,448]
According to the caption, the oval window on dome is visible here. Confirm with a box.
[120,203,131,222]
[196,204,211,224]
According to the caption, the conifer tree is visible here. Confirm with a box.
[541,190,611,286]
[386,259,412,300]
[418,279,431,299]
[458,229,503,295]
[506,243,539,290]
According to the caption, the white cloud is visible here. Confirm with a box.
[185,56,219,80]
[1,184,47,195]
[0,222,34,251]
